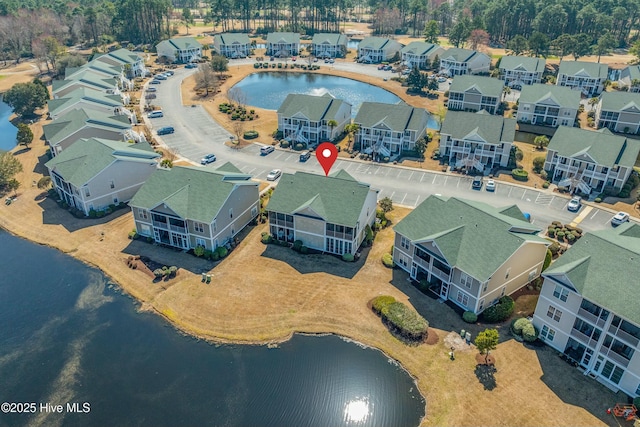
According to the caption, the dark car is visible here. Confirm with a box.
[185,63,198,69]
[157,126,175,135]
[149,79,162,84]
[472,176,483,189]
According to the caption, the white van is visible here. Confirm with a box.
[260,145,275,155]
[147,110,163,118]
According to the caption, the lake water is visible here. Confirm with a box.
[0,96,18,151]
[0,229,425,427]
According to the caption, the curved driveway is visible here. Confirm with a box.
[145,65,626,234]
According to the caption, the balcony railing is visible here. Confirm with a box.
[570,328,599,349]
[152,220,168,229]
[169,224,186,234]
[326,230,354,240]
[431,267,451,282]
[608,325,640,348]
[600,347,630,368]
[577,307,606,328]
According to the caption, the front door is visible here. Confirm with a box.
[440,281,449,299]
[582,348,594,368]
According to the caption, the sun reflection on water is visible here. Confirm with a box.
[344,398,370,424]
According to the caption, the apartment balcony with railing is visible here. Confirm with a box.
[577,307,608,328]
[570,327,600,349]
[152,214,187,234]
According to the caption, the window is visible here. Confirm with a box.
[194,222,204,233]
[398,254,408,268]
[251,206,258,217]
[527,269,537,282]
[400,236,410,250]
[229,208,233,219]
[84,187,90,197]
[456,290,469,308]
[196,238,206,247]
[601,361,624,385]
[540,325,555,342]
[213,220,217,233]
[482,283,488,292]
[505,268,511,279]
[547,306,562,322]
[109,180,115,189]
[113,197,118,204]
[479,299,485,311]
[460,272,472,289]
[553,284,569,302]
[636,383,640,396]
[138,208,148,220]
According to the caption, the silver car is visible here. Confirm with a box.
[266,169,282,181]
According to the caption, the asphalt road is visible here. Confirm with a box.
[142,65,627,234]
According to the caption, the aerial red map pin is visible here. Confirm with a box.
[316,142,338,176]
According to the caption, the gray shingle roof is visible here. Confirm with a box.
[159,37,202,51]
[43,108,131,146]
[548,126,640,168]
[498,55,546,73]
[544,223,640,325]
[400,42,441,56]
[440,111,516,143]
[311,33,347,46]
[449,75,504,97]
[47,88,123,117]
[216,33,250,45]
[620,65,640,82]
[266,170,374,227]
[94,48,142,66]
[52,73,117,94]
[394,196,543,281]
[359,37,401,50]
[518,83,581,108]
[599,91,640,111]
[442,48,483,62]
[277,93,350,122]
[354,102,429,132]
[45,138,159,187]
[129,164,256,224]
[65,62,121,79]
[558,60,609,79]
[266,32,300,44]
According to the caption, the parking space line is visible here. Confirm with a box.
[521,190,527,200]
[390,191,395,200]
[408,172,414,181]
[508,187,513,197]
[397,171,404,178]
[432,175,437,184]
[385,168,392,176]
[415,195,420,206]
[590,210,599,220]
[401,194,407,204]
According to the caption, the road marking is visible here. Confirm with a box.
[397,171,404,178]
[408,172,414,180]
[247,167,256,174]
[521,190,527,200]
[432,175,437,184]
[401,193,407,204]
[569,206,593,227]
[508,187,513,197]
[390,191,395,200]
[590,210,599,220]
[385,168,392,176]
[414,195,420,206]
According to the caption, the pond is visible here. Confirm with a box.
[0,229,426,427]
[0,96,18,151]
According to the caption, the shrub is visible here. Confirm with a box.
[548,228,556,238]
[96,210,105,218]
[243,130,259,139]
[194,245,205,257]
[566,232,575,242]
[511,168,529,181]
[512,317,530,335]
[168,266,177,276]
[382,253,394,268]
[540,170,548,180]
[462,311,478,323]
[216,246,228,258]
[532,156,545,173]
[594,197,602,203]
[521,323,537,342]
[372,295,396,314]
[293,239,303,252]
[556,231,565,239]
[542,248,552,271]
[364,225,374,246]
[542,181,550,189]
[261,232,272,244]
[294,142,305,151]
[211,251,220,261]
[280,140,290,148]
[384,301,429,341]
[482,296,515,323]
[128,230,138,240]
[153,269,164,278]
[88,209,97,218]
[342,253,354,262]
[203,249,213,259]
[300,245,309,254]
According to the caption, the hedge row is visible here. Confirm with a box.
[482,296,515,323]
[371,295,429,342]
[511,168,529,181]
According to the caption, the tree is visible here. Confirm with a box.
[534,135,549,150]
[232,119,245,143]
[182,7,195,34]
[327,119,338,139]
[6,178,19,196]
[631,40,640,64]
[426,78,439,93]
[569,33,592,60]
[448,20,470,48]
[423,20,439,44]
[406,66,424,92]
[542,248,552,272]
[379,196,394,213]
[210,55,228,76]
[16,123,33,148]
[345,123,360,150]
[56,55,87,79]
[414,136,427,161]
[527,32,549,57]
[593,33,616,63]
[588,97,599,111]
[0,152,23,190]
[467,29,489,51]
[502,86,511,101]
[474,328,499,364]
[3,81,49,118]
[532,156,545,173]
[194,63,218,96]
[506,35,528,56]
[552,34,575,60]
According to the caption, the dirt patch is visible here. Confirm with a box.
[444,331,475,352]
[424,328,439,345]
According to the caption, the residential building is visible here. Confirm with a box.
[439,48,490,76]
[499,55,546,89]
[45,138,159,215]
[595,91,640,135]
[43,108,142,156]
[214,33,251,58]
[400,42,444,69]
[156,37,203,63]
[91,48,147,78]
[618,65,640,93]
[544,127,640,194]
[52,74,120,99]
[447,75,503,114]
[533,223,640,397]
[516,84,580,128]
[64,61,134,93]
[311,33,348,58]
[353,102,430,160]
[439,111,515,172]
[47,88,129,121]
[266,32,300,57]
[556,60,609,96]
[129,163,259,251]
[357,37,403,63]
[393,196,548,314]
[266,170,378,256]
[277,93,351,146]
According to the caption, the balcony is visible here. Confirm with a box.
[431,266,451,282]
[326,230,354,240]
[609,325,640,348]
[578,307,606,328]
[600,348,630,368]
[570,328,599,349]
[152,219,168,230]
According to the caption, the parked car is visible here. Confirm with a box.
[377,65,385,70]
[154,74,167,80]
[567,196,582,212]
[384,65,392,71]
[149,79,162,84]
[437,76,447,83]
[147,110,163,118]
[291,56,297,61]
[472,176,483,189]
[146,87,157,92]
[299,151,311,162]
[145,93,156,100]
[313,58,318,62]
[157,126,175,135]
[266,169,282,181]
[260,145,275,155]
[185,63,198,69]
[485,179,496,192]
[611,211,630,226]
[164,70,174,76]
[328,58,335,64]
[270,56,275,61]
[200,153,217,165]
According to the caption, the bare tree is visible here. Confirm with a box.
[193,63,218,96]
[227,86,247,108]
[232,119,246,143]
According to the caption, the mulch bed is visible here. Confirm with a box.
[424,328,439,345]
[475,353,496,365]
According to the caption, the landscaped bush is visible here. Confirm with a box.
[293,239,303,252]
[280,140,290,148]
[244,130,259,139]
[556,231,565,239]
[542,181,550,189]
[300,245,309,254]
[194,245,205,257]
[371,296,429,341]
[382,253,394,268]
[594,197,602,203]
[128,230,138,239]
[153,269,164,278]
[512,317,530,335]
[522,322,537,342]
[168,266,178,277]
[482,296,515,323]
[294,142,305,151]
[372,295,396,314]
[261,232,272,244]
[462,311,478,323]
[216,246,228,258]
[342,253,354,262]
[511,168,529,181]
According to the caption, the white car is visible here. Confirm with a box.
[485,179,496,192]
[611,211,630,226]
[147,110,163,118]
[266,169,282,181]
[567,196,582,212]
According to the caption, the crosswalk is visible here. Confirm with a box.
[534,193,554,205]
